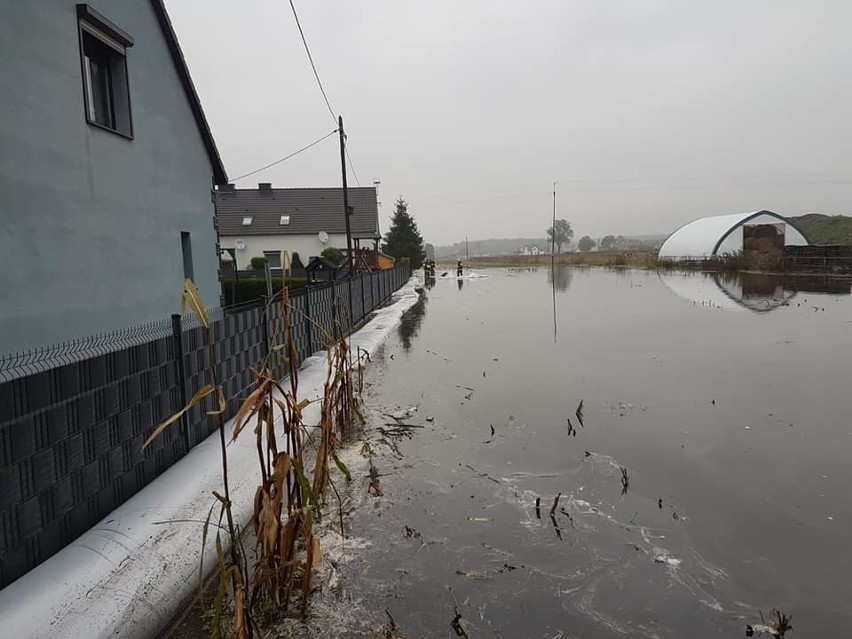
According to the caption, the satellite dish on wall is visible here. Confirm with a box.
[235,239,246,250]
[318,231,329,244]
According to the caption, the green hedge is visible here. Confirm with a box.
[222,278,308,306]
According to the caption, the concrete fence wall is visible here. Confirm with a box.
[0,265,411,588]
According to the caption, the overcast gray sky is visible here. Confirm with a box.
[166,0,851,246]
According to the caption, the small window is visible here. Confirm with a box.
[263,251,282,269]
[242,216,253,226]
[181,232,194,280]
[77,5,133,137]
[279,215,290,226]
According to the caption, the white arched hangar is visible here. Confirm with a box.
[658,211,809,259]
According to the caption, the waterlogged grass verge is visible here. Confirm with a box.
[147,279,365,638]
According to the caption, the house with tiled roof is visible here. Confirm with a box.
[215,183,382,272]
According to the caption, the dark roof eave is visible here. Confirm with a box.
[150,0,228,185]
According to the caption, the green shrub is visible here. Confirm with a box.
[321,247,345,265]
[222,277,308,305]
[249,256,268,270]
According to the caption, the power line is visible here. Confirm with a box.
[345,147,360,185]
[288,0,336,124]
[288,0,361,186]
[230,129,338,182]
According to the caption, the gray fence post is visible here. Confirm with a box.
[347,277,354,333]
[331,280,339,340]
[171,314,191,452]
[305,286,314,355]
[259,295,271,366]
[360,273,366,325]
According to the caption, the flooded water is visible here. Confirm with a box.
[328,268,852,637]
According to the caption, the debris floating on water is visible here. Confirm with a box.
[566,418,575,436]
[403,525,421,540]
[550,492,562,516]
[369,460,384,496]
[550,513,563,540]
[455,570,489,580]
[450,609,470,638]
[747,609,794,638]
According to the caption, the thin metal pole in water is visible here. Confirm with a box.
[551,182,558,343]
[551,181,557,261]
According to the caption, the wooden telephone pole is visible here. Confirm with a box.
[338,116,353,275]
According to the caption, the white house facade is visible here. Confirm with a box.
[220,233,353,269]
[216,184,381,270]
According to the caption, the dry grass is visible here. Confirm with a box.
[144,278,364,637]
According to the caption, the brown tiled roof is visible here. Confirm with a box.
[216,186,379,237]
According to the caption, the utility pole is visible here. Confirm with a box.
[551,182,557,262]
[465,236,469,260]
[338,116,353,276]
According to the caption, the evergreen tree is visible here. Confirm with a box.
[383,197,425,269]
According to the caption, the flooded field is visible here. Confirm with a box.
[310,268,852,638]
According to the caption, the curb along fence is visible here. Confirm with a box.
[0,265,411,588]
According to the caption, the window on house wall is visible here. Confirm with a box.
[181,232,194,280]
[77,5,134,137]
[263,251,282,270]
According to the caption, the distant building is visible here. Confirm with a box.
[658,211,809,260]
[377,252,396,270]
[0,1,228,355]
[216,184,381,272]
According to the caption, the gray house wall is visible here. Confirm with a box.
[0,1,222,356]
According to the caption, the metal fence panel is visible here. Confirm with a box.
[0,265,410,588]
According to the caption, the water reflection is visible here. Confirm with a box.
[547,265,573,292]
[398,288,428,351]
[660,271,850,312]
[423,275,436,290]
[457,278,464,291]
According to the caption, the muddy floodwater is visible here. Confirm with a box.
[318,268,852,638]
